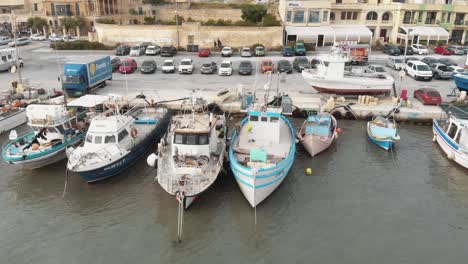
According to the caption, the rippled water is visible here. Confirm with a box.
[1,119,467,264]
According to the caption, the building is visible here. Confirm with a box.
[278,0,468,46]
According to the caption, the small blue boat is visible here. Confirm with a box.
[453,72,468,92]
[367,116,400,150]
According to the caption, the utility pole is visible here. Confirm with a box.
[7,8,23,85]
[175,1,179,48]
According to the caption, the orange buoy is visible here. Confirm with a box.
[32,143,40,151]
[131,128,138,138]
[336,128,342,133]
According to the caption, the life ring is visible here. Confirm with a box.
[131,128,138,138]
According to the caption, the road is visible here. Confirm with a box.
[1,41,466,101]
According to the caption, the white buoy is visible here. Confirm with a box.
[447,152,455,160]
[9,129,18,140]
[146,153,158,167]
[432,135,437,142]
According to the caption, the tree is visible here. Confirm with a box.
[241,4,267,24]
[27,17,48,33]
[60,17,84,34]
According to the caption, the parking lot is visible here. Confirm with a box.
[1,41,466,101]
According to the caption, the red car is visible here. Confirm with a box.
[413,88,441,105]
[198,48,211,57]
[434,46,454,55]
[119,58,137,74]
[261,59,274,73]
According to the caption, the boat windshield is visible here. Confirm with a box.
[63,75,84,84]
[174,133,209,145]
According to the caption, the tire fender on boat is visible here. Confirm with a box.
[432,135,437,142]
[131,128,138,139]
[146,153,158,168]
[447,152,455,160]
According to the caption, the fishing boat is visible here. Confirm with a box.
[229,108,295,207]
[296,113,338,157]
[432,107,468,169]
[301,47,394,95]
[367,116,400,150]
[1,96,97,169]
[0,103,27,134]
[148,102,227,209]
[67,104,170,182]
[453,72,468,92]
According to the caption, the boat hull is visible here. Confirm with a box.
[229,115,295,207]
[75,114,170,183]
[453,73,468,92]
[367,122,396,151]
[299,135,334,157]
[433,119,468,169]
[0,109,27,134]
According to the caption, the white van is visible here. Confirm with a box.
[0,48,23,72]
[0,36,12,45]
[405,60,432,81]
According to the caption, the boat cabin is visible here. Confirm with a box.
[84,115,133,148]
[304,115,334,137]
[445,116,468,149]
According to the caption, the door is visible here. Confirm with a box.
[380,29,387,39]
[318,35,324,47]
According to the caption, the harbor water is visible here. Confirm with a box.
[1,119,468,264]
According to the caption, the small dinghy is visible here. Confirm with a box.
[297,113,337,157]
[367,116,400,150]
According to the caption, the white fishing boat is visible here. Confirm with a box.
[433,107,468,169]
[229,108,295,207]
[302,47,394,95]
[1,96,100,169]
[0,105,27,134]
[296,113,338,157]
[67,104,170,182]
[148,102,227,209]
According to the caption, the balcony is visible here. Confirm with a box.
[425,18,437,24]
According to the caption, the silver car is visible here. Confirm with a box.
[449,45,465,55]
[0,36,12,45]
[240,47,252,57]
[386,57,405,70]
[8,37,31,47]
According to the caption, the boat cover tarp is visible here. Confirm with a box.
[250,148,267,163]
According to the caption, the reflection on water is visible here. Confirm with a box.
[1,119,468,263]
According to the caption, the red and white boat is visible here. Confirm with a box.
[296,113,338,157]
[301,48,394,95]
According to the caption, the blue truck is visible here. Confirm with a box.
[62,56,112,96]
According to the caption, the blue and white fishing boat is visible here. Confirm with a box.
[367,116,400,150]
[1,96,100,169]
[453,72,468,92]
[229,109,295,207]
[433,107,468,169]
[67,104,169,182]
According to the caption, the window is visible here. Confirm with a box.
[425,12,436,24]
[94,136,102,144]
[7,54,12,59]
[336,0,342,3]
[445,0,452,3]
[322,11,328,22]
[382,12,390,21]
[403,11,412,24]
[293,11,305,23]
[34,3,38,12]
[341,12,346,20]
[118,129,129,141]
[86,134,92,143]
[51,4,55,16]
[1,56,6,62]
[330,12,335,21]
[270,117,279,122]
[347,12,352,20]
[366,11,378,21]
[447,123,458,139]
[352,12,358,20]
[308,10,320,23]
[173,133,209,145]
[75,3,80,16]
[447,12,452,23]
[138,7,143,15]
[174,134,184,144]
[454,13,464,25]
[286,11,292,22]
[199,134,209,145]
[250,116,259,122]
[261,117,268,122]
[186,134,197,145]
[418,12,423,22]
[105,135,116,143]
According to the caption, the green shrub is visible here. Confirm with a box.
[262,14,281,26]
[241,4,267,24]
[50,40,116,50]
[96,18,116,24]
[144,16,156,25]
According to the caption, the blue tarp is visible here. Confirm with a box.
[250,148,267,162]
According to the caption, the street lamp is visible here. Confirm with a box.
[403,28,413,62]
[4,7,23,85]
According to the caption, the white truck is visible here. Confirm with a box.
[0,48,23,72]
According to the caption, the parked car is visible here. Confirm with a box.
[115,45,130,56]
[364,64,387,77]
[111,57,121,72]
[294,42,306,56]
[63,35,77,42]
[430,63,453,80]
[398,46,413,55]
[421,57,438,65]
[8,37,31,47]
[255,45,265,57]
[405,60,433,81]
[0,36,12,45]
[140,59,157,74]
[293,57,311,72]
[218,60,233,76]
[145,45,160,56]
[200,62,217,74]
[447,65,464,74]
[383,44,401,56]
[261,59,274,73]
[198,48,211,57]
[386,57,405,70]
[282,46,294,57]
[30,33,46,41]
[277,60,293,73]
[240,47,252,57]
[449,45,465,55]
[140,42,153,51]
[130,45,145,56]
[221,47,233,57]
[411,44,429,55]
[48,34,63,42]
[119,58,137,74]
[238,60,253,75]
[161,59,175,73]
[434,46,454,55]
[404,56,420,64]
[178,58,194,74]
[161,45,177,57]
[413,88,441,105]
[437,58,457,66]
